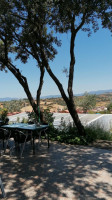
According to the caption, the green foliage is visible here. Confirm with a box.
[43,109,54,125]
[48,125,82,145]
[2,99,30,113]
[21,117,28,123]
[87,111,96,114]
[85,125,112,143]
[107,102,112,112]
[80,92,96,113]
[98,110,110,114]
[28,111,39,124]
[48,122,112,145]
[0,108,8,122]
[28,109,54,125]
[16,117,20,123]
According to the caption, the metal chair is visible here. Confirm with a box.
[40,126,49,148]
[10,130,32,158]
[0,175,6,198]
[0,141,6,198]
[0,128,10,153]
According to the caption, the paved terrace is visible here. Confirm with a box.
[0,141,112,200]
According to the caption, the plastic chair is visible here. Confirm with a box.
[10,130,32,158]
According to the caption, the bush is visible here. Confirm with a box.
[21,117,28,123]
[0,108,8,123]
[43,109,54,125]
[27,109,54,125]
[84,125,112,143]
[48,123,84,145]
[48,122,112,146]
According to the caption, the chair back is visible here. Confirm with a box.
[14,130,27,143]
[14,130,32,143]
[0,128,9,140]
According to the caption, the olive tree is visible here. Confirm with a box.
[80,92,96,113]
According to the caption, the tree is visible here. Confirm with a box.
[107,102,112,113]
[0,0,112,136]
[0,0,48,122]
[80,92,96,113]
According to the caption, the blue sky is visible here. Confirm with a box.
[0,27,112,99]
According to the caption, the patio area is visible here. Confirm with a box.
[0,140,112,200]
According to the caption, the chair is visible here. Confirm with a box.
[10,130,32,158]
[28,121,34,124]
[0,128,10,152]
[0,155,6,198]
[40,124,49,148]
[0,135,6,198]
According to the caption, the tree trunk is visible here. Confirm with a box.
[66,98,86,136]
[6,62,44,122]
[40,49,86,136]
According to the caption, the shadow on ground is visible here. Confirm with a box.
[0,140,112,200]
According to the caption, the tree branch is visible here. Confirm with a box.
[36,66,45,107]
[68,14,75,98]
[68,13,86,98]
[75,13,86,34]
[40,48,68,103]
[4,60,38,115]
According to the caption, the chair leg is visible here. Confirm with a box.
[4,131,12,154]
[38,131,41,148]
[9,145,15,156]
[0,176,6,198]
[3,140,4,148]
[20,136,28,158]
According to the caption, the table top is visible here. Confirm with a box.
[2,123,48,131]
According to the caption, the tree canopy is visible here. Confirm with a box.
[80,92,96,113]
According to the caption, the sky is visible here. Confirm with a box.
[0,26,112,99]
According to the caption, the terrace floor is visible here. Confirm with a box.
[0,140,112,200]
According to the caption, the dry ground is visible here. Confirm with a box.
[0,140,112,200]
[90,140,112,150]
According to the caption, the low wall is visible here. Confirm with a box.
[86,114,112,131]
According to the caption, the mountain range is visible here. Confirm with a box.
[41,89,112,99]
[0,89,112,101]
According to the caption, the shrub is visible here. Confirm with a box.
[85,125,112,143]
[0,108,8,123]
[28,109,54,125]
[48,122,112,146]
[21,117,28,123]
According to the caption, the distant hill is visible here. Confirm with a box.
[41,95,61,99]
[74,89,112,96]
[42,90,112,98]
[88,89,112,95]
[1,89,112,101]
[0,97,18,102]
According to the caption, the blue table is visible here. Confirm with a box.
[1,123,49,154]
